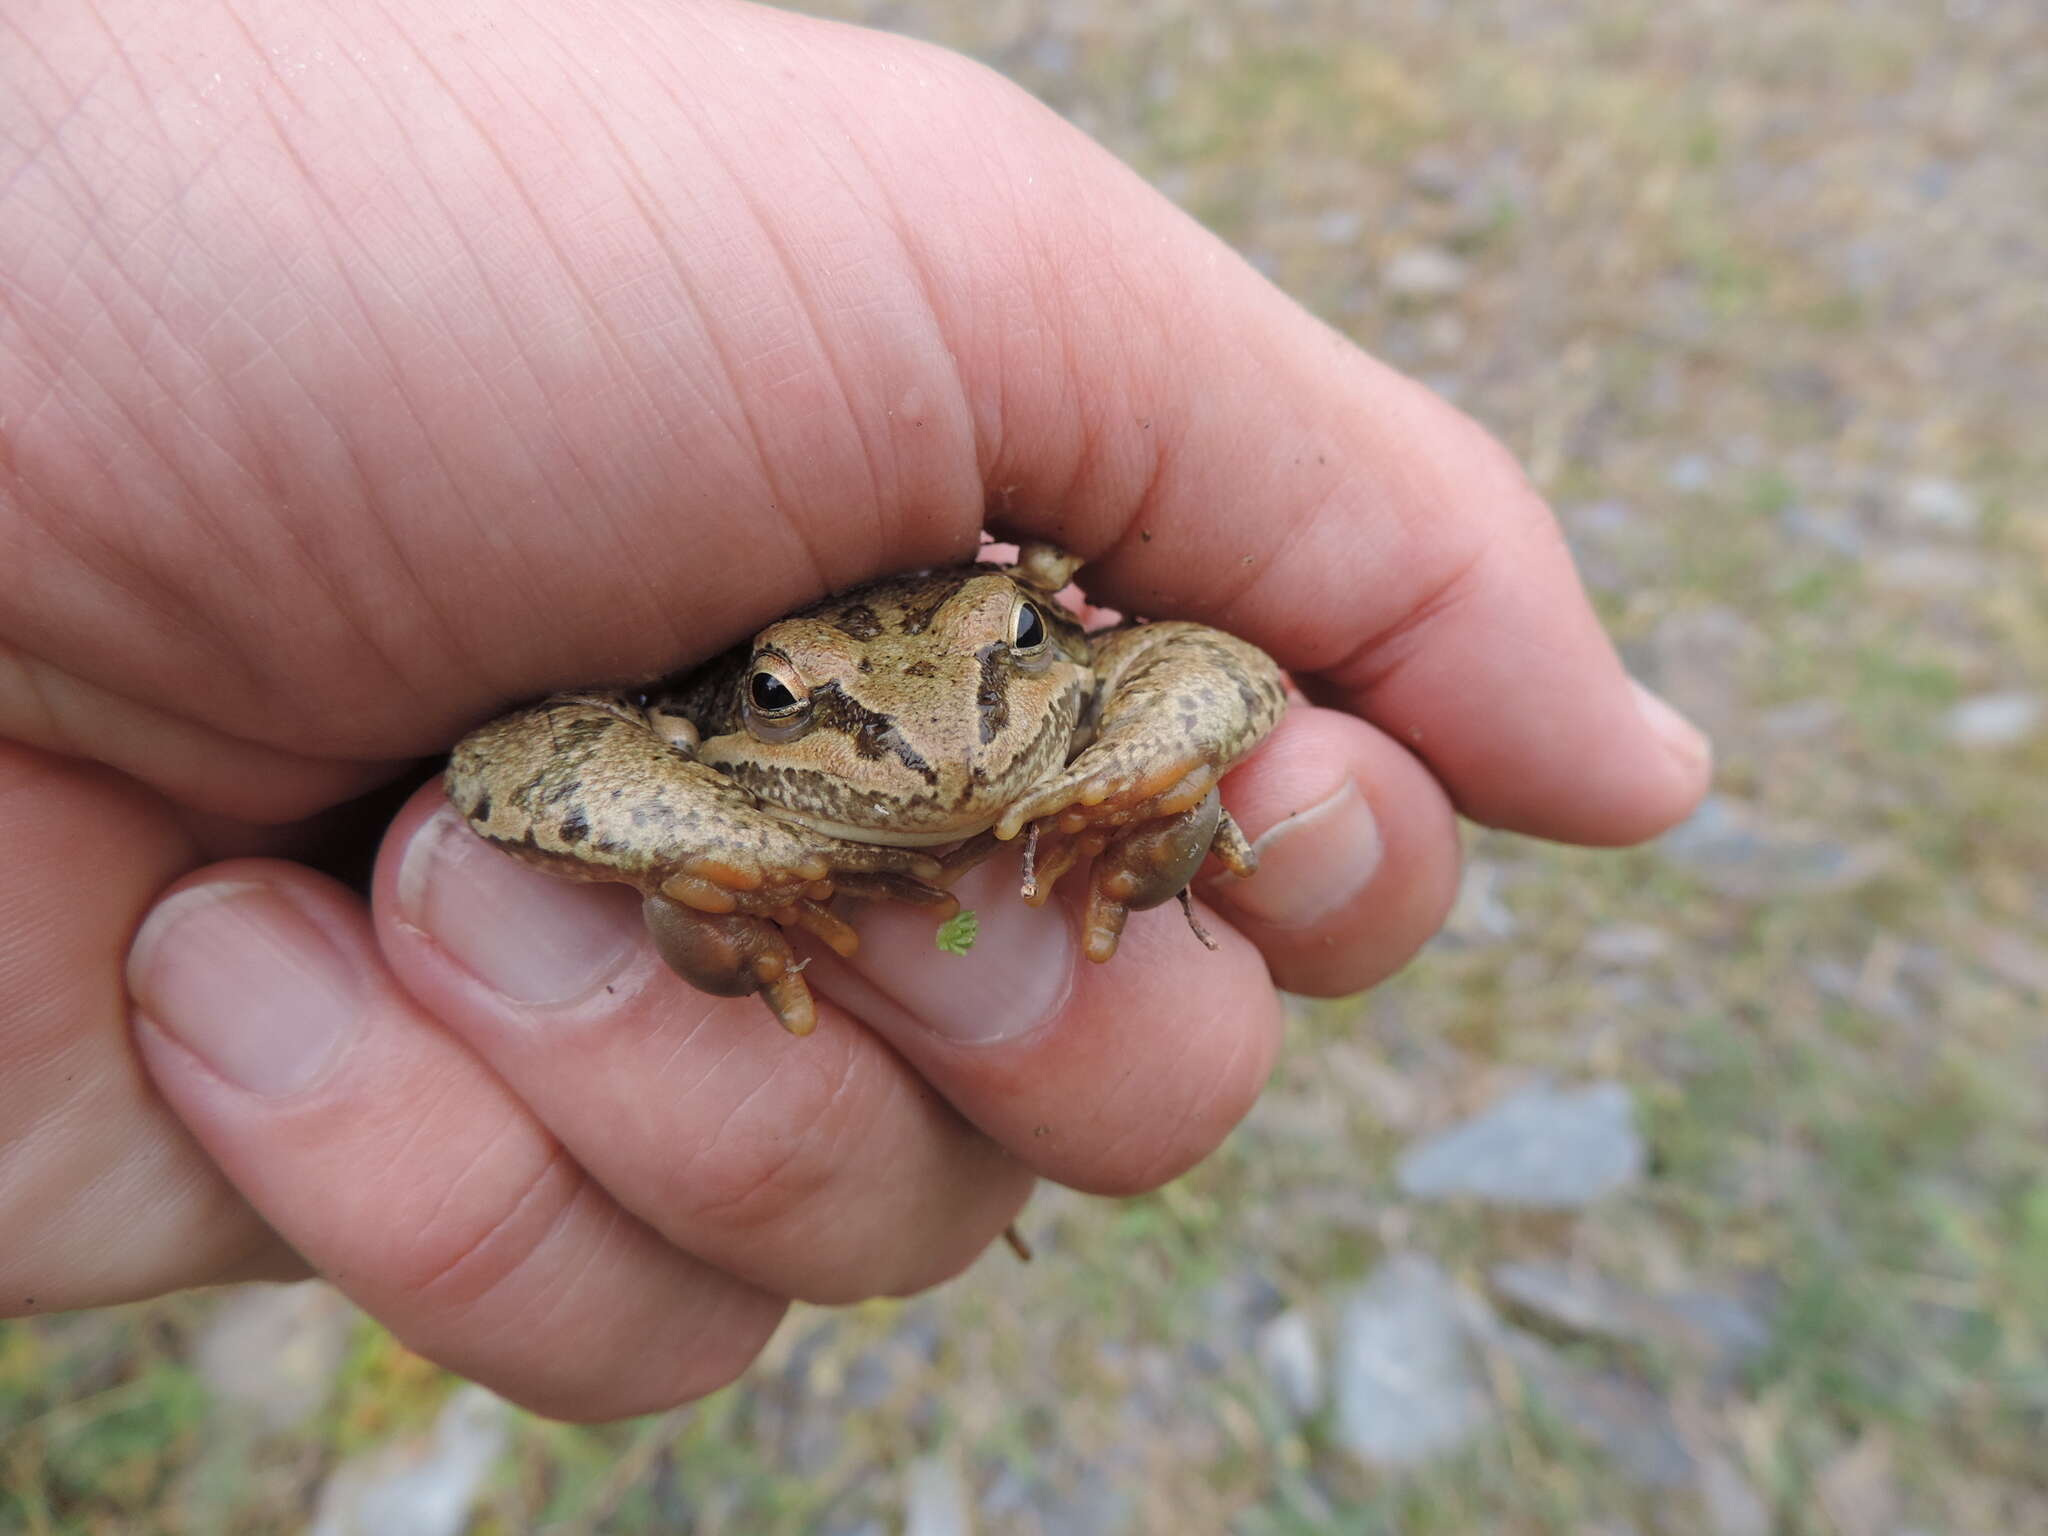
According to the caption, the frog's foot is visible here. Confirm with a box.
[1073,788,1230,962]
[994,750,1222,847]
[655,841,946,918]
[641,896,821,1036]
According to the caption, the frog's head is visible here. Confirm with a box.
[695,567,1094,845]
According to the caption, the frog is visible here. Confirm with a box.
[445,542,1288,1035]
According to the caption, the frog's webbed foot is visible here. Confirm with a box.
[452,690,963,1031]
[642,897,823,1035]
[994,620,1284,960]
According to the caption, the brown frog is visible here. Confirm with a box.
[445,542,1287,1034]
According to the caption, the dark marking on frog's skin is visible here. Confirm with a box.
[834,604,883,641]
[902,658,939,679]
[809,681,939,783]
[469,790,492,822]
[975,642,1011,745]
[559,807,590,844]
[895,586,953,636]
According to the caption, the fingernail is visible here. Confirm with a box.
[1629,678,1714,778]
[128,882,358,1097]
[834,858,1075,1044]
[397,806,644,1005]
[1226,780,1383,930]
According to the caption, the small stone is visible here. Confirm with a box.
[1779,504,1867,558]
[194,1282,356,1433]
[903,1455,972,1536]
[1659,795,1895,900]
[1397,1082,1646,1210]
[1581,925,1670,967]
[1488,1262,1772,1386]
[309,1386,510,1536]
[1441,859,1518,943]
[1976,928,2048,998]
[1869,545,1986,593]
[1943,691,2042,749]
[1406,147,1466,199]
[1899,476,1980,532]
[1814,1434,1900,1536]
[1665,454,1714,493]
[1254,1310,1322,1422]
[1699,1450,1773,1536]
[1332,1254,1497,1468]
[1381,245,1470,300]
[1491,1329,1694,1489]
[1757,698,1842,739]
[1315,208,1365,246]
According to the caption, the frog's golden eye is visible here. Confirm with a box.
[1009,599,1050,662]
[743,656,813,741]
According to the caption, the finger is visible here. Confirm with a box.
[376,787,1033,1306]
[0,740,302,1318]
[899,99,1710,843]
[1198,704,1463,997]
[802,854,1287,1198]
[126,862,785,1421]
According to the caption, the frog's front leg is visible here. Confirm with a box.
[446,692,953,1033]
[995,622,1286,959]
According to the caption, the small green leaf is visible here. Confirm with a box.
[935,909,980,955]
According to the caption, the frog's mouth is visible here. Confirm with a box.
[759,805,1003,848]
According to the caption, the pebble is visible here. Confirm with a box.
[1699,1449,1775,1536]
[1869,545,1986,593]
[1488,1261,1772,1386]
[903,1455,973,1536]
[1406,147,1467,199]
[308,1386,510,1536]
[1254,1310,1322,1422]
[1331,1254,1496,1468]
[1490,1327,1695,1489]
[1581,925,1671,967]
[1779,504,1868,558]
[1658,795,1895,900]
[1396,1081,1646,1209]
[1315,207,1365,246]
[1899,476,1980,532]
[1381,245,1470,299]
[1440,858,1519,943]
[1943,691,2042,749]
[193,1282,357,1433]
[1976,927,2048,998]
[1665,453,1715,493]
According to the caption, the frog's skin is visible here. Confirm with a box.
[446,543,1288,1035]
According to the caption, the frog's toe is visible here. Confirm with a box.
[996,753,1220,843]
[641,896,818,1035]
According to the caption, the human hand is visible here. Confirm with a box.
[0,0,1709,1418]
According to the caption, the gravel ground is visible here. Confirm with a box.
[6,2,2044,1532]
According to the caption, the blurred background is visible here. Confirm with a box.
[5,1,2043,1531]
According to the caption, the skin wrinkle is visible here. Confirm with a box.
[365,3,641,519]
[616,29,848,602]
[502,1,829,643]
[775,29,977,562]
[402,1138,582,1310]
[1315,521,1503,702]
[506,3,837,614]
[24,6,296,674]
[667,1047,846,1233]
[207,0,687,736]
[252,3,571,718]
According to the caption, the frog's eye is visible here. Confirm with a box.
[743,656,813,741]
[1009,599,1050,659]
